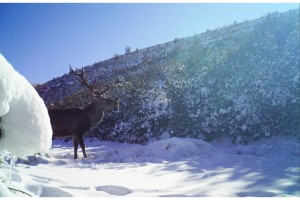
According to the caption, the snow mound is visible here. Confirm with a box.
[145,137,214,161]
[0,54,52,157]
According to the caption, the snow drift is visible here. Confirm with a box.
[0,54,52,157]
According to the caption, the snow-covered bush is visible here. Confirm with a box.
[0,54,52,157]
[162,10,299,143]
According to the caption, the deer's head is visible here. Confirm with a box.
[69,65,119,111]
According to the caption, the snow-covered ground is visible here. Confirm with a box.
[1,136,299,197]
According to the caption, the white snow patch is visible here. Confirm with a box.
[0,181,13,197]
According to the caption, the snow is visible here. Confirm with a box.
[0,181,13,197]
[0,54,52,157]
[2,136,299,197]
[144,137,214,161]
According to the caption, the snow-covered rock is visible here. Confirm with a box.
[0,54,52,157]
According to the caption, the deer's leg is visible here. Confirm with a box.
[73,135,79,159]
[77,134,87,158]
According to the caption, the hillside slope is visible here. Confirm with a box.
[37,9,300,144]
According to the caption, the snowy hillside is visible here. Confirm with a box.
[36,9,299,144]
[1,136,299,197]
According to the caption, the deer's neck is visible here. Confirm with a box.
[85,101,104,127]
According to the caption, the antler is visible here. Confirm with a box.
[69,65,109,97]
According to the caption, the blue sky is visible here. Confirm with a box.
[0,3,298,83]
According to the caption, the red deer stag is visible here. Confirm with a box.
[48,65,119,159]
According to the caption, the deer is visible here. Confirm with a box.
[48,65,119,159]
